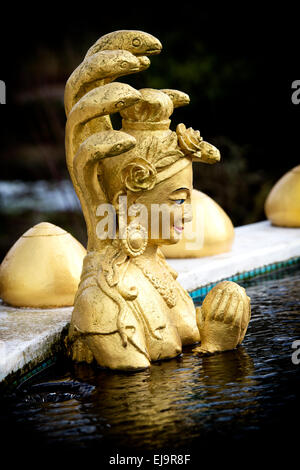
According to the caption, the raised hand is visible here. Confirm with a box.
[194,280,251,354]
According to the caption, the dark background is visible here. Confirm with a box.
[0,5,299,466]
[0,5,299,260]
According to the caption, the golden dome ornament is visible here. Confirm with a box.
[0,222,86,308]
[265,165,300,227]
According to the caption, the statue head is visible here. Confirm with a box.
[98,88,220,254]
[64,31,220,255]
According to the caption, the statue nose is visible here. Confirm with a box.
[183,204,193,223]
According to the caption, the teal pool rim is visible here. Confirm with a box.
[189,256,300,303]
[1,356,59,393]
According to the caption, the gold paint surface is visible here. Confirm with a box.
[161,189,235,258]
[265,165,300,227]
[64,30,251,370]
[0,223,86,308]
[194,281,251,354]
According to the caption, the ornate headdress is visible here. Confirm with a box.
[120,87,220,191]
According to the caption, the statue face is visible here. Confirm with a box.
[131,159,193,245]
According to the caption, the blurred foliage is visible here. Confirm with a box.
[0,9,298,260]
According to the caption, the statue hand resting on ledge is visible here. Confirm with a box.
[64,30,251,370]
[195,281,251,354]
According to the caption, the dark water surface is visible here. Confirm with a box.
[1,265,300,465]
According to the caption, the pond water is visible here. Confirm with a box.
[0,265,300,464]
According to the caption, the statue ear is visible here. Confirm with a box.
[112,190,127,215]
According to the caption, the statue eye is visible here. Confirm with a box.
[174,199,185,205]
[132,37,141,47]
[120,60,129,68]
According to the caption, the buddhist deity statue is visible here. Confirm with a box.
[65,30,251,370]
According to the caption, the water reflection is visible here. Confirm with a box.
[67,345,256,449]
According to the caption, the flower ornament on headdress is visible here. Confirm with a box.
[122,158,157,192]
[121,130,185,192]
[119,88,220,193]
[121,121,221,193]
[176,123,221,164]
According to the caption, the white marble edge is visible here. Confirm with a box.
[167,220,300,292]
[0,305,72,382]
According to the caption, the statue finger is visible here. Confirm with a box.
[214,291,231,321]
[233,299,245,329]
[247,296,251,322]
[241,296,250,331]
[196,306,204,329]
[238,298,251,344]
[223,292,239,324]
[206,288,222,320]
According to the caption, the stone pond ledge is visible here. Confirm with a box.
[0,304,72,388]
[169,220,300,294]
[1,220,300,386]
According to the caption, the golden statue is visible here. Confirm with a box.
[161,189,235,258]
[65,30,251,370]
[265,165,300,227]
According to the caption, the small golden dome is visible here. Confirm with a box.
[161,189,235,258]
[0,222,86,308]
[265,165,300,227]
